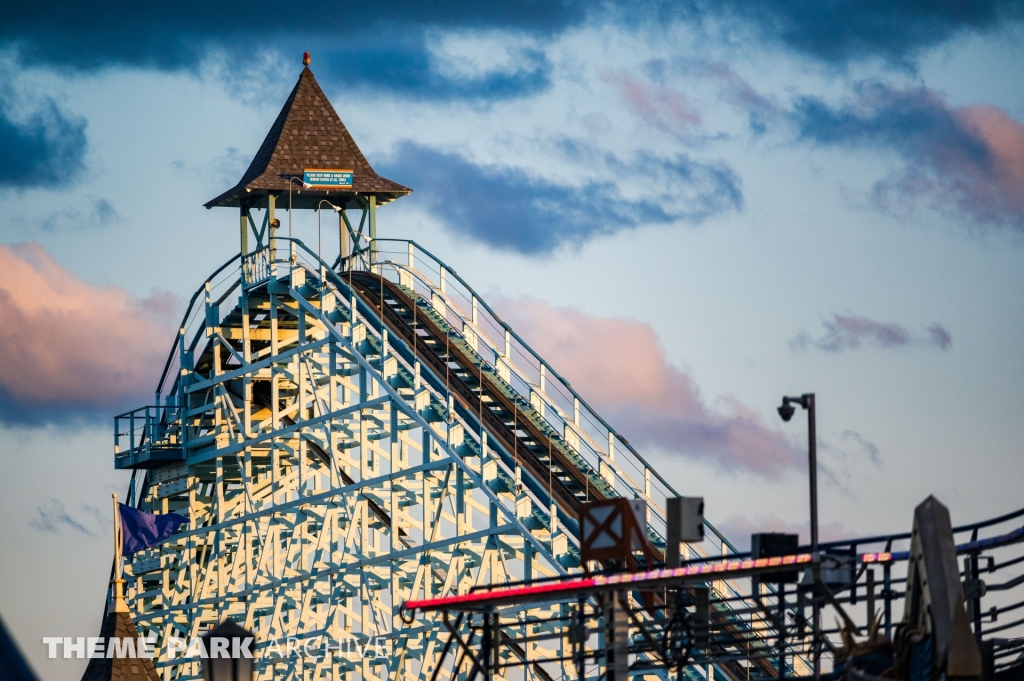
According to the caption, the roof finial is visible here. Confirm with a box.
[303,51,311,66]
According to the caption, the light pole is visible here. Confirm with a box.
[777,393,817,551]
[318,200,342,296]
[318,200,342,262]
[778,392,819,681]
[201,620,255,681]
[286,175,310,240]
[286,175,310,265]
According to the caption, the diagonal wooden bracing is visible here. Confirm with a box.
[115,238,805,681]
[119,245,596,681]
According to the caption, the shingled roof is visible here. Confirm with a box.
[205,63,411,209]
[79,611,160,681]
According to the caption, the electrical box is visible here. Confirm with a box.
[665,496,704,567]
[820,550,855,587]
[751,532,799,593]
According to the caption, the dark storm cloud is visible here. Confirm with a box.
[0,1,583,68]
[317,40,552,100]
[3,0,1021,92]
[678,0,1024,66]
[0,99,86,189]
[793,84,976,149]
[0,1,575,100]
[380,141,742,254]
[792,83,1024,228]
[790,314,952,353]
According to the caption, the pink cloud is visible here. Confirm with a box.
[0,243,178,422]
[946,105,1024,220]
[602,71,702,134]
[495,296,803,477]
[796,84,1024,227]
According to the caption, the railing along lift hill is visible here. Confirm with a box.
[113,236,798,681]
[112,237,1022,681]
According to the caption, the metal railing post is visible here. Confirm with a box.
[883,537,893,640]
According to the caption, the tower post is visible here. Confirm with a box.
[339,210,347,269]
[239,206,248,256]
[239,205,249,282]
[369,195,377,267]
[268,194,277,260]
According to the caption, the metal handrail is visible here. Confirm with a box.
[368,261,635,501]
[371,238,744,550]
[816,505,1024,552]
[154,253,241,398]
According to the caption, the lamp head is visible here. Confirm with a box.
[201,620,255,681]
[777,400,795,422]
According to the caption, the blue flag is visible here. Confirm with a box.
[118,503,187,555]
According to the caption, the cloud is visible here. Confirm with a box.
[318,38,552,101]
[635,58,781,135]
[679,0,1024,66]
[840,430,883,469]
[1,2,584,67]
[382,141,742,254]
[1,4,571,101]
[172,146,252,188]
[602,70,702,135]
[37,197,120,231]
[0,243,179,424]
[790,313,952,353]
[815,429,884,491]
[926,323,952,349]
[0,97,87,189]
[494,296,803,477]
[689,61,779,135]
[30,499,100,535]
[1,0,1018,94]
[793,83,1024,229]
[716,514,859,551]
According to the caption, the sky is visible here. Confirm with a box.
[1,2,1023,678]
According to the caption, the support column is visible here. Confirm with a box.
[368,194,377,267]
[240,206,249,256]
[242,293,251,437]
[605,591,629,681]
[268,194,277,261]
[240,205,249,282]
[339,210,348,269]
